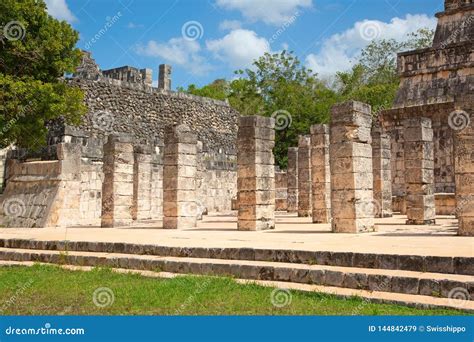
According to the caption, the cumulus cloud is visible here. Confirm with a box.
[206,29,271,68]
[305,14,437,76]
[215,0,312,25]
[135,38,212,75]
[45,0,77,23]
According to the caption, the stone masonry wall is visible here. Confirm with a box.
[66,78,238,152]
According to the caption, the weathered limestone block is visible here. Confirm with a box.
[287,147,298,212]
[101,134,134,228]
[297,135,312,217]
[330,101,375,233]
[150,145,163,220]
[310,124,331,223]
[132,145,153,221]
[275,170,288,211]
[237,116,275,231]
[372,123,392,217]
[163,125,198,229]
[403,117,436,225]
[454,94,474,236]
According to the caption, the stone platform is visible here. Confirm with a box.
[0,212,471,257]
[0,212,472,311]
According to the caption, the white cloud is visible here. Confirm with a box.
[305,14,437,76]
[218,20,242,31]
[206,29,271,68]
[135,37,211,75]
[45,0,77,23]
[216,0,312,25]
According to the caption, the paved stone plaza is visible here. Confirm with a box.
[0,212,471,257]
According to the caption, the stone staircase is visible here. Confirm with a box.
[0,238,472,311]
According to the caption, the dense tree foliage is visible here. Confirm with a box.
[0,0,86,149]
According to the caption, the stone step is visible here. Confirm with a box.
[0,238,471,275]
[0,247,472,302]
[1,260,472,312]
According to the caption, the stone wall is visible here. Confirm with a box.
[64,77,238,152]
[0,143,82,228]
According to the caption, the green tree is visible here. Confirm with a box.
[0,0,86,149]
[235,51,339,167]
[336,28,434,114]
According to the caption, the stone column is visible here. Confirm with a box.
[163,125,198,229]
[297,135,312,217]
[330,101,374,233]
[310,124,331,223]
[158,64,172,91]
[453,95,474,236]
[287,147,298,213]
[150,143,164,220]
[403,117,436,225]
[132,145,153,221]
[101,134,134,228]
[237,116,275,231]
[372,123,393,218]
[275,170,288,211]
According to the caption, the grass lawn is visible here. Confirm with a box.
[0,264,466,315]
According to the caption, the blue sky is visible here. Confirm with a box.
[45,0,442,89]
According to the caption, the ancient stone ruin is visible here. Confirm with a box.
[0,0,472,237]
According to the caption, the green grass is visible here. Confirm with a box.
[0,264,466,315]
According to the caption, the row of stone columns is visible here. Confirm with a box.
[101,125,198,229]
[100,104,472,236]
[286,101,443,233]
